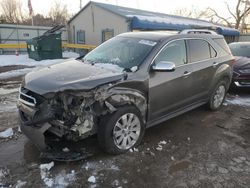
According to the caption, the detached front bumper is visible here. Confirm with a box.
[17,100,51,151]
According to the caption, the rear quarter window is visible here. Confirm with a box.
[213,38,231,55]
[187,39,210,62]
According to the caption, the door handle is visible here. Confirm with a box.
[213,62,218,67]
[183,71,192,77]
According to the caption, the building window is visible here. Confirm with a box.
[77,30,85,44]
[102,29,114,42]
[23,33,30,37]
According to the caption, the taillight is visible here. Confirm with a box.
[232,59,236,65]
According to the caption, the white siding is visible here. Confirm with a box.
[68,4,129,46]
[0,24,67,44]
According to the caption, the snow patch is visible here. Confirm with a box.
[82,160,120,173]
[88,176,96,183]
[0,168,9,188]
[0,68,34,79]
[15,180,27,188]
[225,96,250,107]
[0,52,78,67]
[0,88,18,95]
[39,161,54,187]
[159,140,167,145]
[39,162,76,188]
[40,161,54,171]
[62,147,70,152]
[53,170,76,187]
[0,128,14,138]
[0,52,79,79]
[156,146,163,151]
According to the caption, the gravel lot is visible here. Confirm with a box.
[0,67,249,188]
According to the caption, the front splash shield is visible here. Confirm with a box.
[21,123,92,161]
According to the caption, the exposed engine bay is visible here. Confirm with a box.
[18,84,147,145]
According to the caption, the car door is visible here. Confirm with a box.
[186,39,217,102]
[148,39,194,122]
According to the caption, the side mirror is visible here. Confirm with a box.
[152,61,176,72]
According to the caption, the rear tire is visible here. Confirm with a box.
[98,106,145,155]
[208,80,228,111]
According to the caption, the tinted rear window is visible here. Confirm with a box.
[213,38,231,54]
[188,39,210,62]
[229,43,250,57]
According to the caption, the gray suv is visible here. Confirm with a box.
[18,32,234,155]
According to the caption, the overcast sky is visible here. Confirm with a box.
[27,0,235,17]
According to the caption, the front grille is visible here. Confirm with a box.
[19,87,37,106]
[19,87,45,107]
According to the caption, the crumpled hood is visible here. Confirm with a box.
[24,59,125,95]
[234,56,250,68]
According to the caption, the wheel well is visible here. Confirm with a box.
[222,76,231,90]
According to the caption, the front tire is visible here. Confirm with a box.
[208,80,227,111]
[98,106,145,155]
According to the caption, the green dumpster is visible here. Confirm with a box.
[27,26,63,61]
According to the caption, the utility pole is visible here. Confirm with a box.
[80,0,82,9]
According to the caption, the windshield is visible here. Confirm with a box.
[83,36,157,71]
[229,43,250,58]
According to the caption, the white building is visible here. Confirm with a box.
[67,1,240,45]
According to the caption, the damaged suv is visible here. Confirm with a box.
[18,32,233,155]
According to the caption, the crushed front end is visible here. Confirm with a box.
[18,87,102,151]
[17,83,147,159]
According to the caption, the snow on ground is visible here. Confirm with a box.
[15,180,27,188]
[87,176,96,183]
[0,52,79,79]
[0,68,34,80]
[0,87,18,95]
[0,168,9,187]
[225,96,250,107]
[0,52,79,67]
[39,162,76,188]
[0,128,14,138]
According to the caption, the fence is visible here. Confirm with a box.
[0,24,67,54]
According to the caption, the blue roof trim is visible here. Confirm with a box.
[131,17,192,30]
[131,16,240,36]
[216,27,240,36]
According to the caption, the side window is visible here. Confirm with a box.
[210,45,217,58]
[187,39,210,62]
[76,30,85,44]
[155,40,187,66]
[102,29,114,42]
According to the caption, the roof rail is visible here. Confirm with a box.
[179,29,218,35]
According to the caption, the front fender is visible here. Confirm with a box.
[97,87,147,123]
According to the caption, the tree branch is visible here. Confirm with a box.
[207,8,233,27]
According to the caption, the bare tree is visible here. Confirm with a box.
[173,7,214,20]
[0,0,27,23]
[208,0,250,31]
[48,1,70,25]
